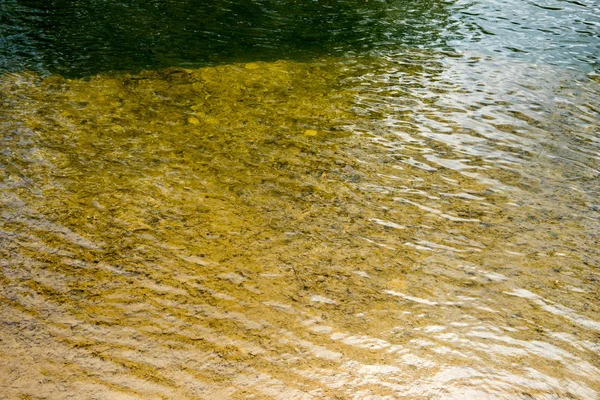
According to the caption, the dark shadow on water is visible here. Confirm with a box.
[1,0,455,77]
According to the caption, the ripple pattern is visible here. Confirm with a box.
[1,55,599,399]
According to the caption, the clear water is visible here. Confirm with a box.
[1,1,599,399]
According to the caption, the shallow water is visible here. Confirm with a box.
[1,1,600,399]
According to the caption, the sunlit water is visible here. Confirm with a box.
[1,1,599,399]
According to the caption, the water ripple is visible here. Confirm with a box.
[1,54,599,399]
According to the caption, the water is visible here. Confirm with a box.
[4,0,596,77]
[1,1,599,399]
[0,0,452,76]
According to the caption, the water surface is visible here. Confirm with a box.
[1,1,599,399]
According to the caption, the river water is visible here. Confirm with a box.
[1,1,599,399]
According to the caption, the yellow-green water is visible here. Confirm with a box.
[1,55,599,399]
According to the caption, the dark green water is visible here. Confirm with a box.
[2,0,598,77]
[0,0,449,76]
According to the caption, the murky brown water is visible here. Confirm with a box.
[1,53,599,399]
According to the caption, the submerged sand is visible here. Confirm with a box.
[1,56,599,399]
